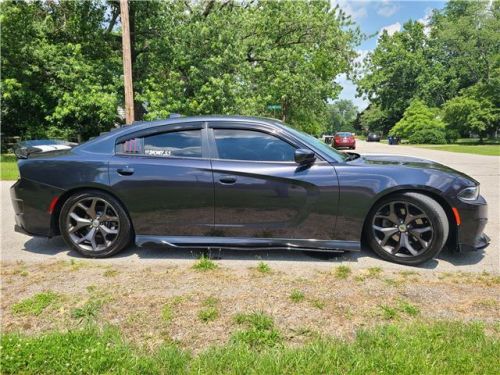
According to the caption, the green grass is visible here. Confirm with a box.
[1,154,18,180]
[414,143,500,156]
[232,312,282,348]
[71,299,104,322]
[2,322,498,374]
[192,255,218,271]
[256,261,271,273]
[289,289,305,303]
[198,297,219,323]
[334,265,352,279]
[12,291,59,316]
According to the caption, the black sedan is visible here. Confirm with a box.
[367,132,381,142]
[10,116,489,266]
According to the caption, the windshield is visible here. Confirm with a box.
[279,123,348,162]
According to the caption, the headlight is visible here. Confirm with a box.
[458,186,480,201]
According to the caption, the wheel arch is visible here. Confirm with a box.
[361,187,458,250]
[50,185,134,237]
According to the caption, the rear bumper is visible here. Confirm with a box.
[455,195,490,252]
[10,178,64,237]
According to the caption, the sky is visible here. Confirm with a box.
[333,0,447,110]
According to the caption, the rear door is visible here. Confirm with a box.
[109,123,214,236]
[208,122,339,240]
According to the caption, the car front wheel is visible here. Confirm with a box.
[59,190,132,258]
[366,192,449,266]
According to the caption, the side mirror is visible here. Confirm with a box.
[294,148,316,165]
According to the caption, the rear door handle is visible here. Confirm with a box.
[219,175,237,184]
[117,167,134,176]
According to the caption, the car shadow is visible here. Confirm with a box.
[21,236,487,268]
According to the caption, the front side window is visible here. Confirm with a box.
[213,129,296,162]
[117,130,202,158]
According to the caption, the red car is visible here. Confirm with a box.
[333,132,356,149]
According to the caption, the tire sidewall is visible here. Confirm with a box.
[59,190,132,258]
[367,193,448,266]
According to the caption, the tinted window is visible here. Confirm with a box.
[336,132,352,137]
[214,129,296,162]
[118,130,202,158]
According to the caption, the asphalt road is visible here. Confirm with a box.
[1,141,499,273]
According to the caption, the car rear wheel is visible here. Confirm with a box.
[59,190,132,258]
[366,192,449,266]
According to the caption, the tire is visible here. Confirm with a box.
[366,192,449,266]
[59,190,133,258]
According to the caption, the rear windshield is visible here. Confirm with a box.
[336,132,352,137]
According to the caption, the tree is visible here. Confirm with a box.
[443,90,499,141]
[132,0,360,134]
[356,21,428,126]
[356,0,499,137]
[1,0,360,144]
[327,100,358,134]
[389,100,445,141]
[358,104,391,134]
[1,0,121,142]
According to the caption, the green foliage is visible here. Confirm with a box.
[2,322,499,374]
[334,265,351,279]
[390,100,445,141]
[0,154,18,180]
[192,255,218,271]
[289,290,305,303]
[232,312,282,348]
[12,291,59,316]
[409,129,447,145]
[443,90,499,140]
[357,1,499,137]
[358,104,391,134]
[198,297,219,323]
[256,262,271,274]
[327,100,358,134]
[71,298,105,322]
[0,0,121,143]
[1,0,360,145]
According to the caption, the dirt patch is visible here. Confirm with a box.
[1,260,499,352]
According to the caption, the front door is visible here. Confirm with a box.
[208,123,339,240]
[109,124,214,236]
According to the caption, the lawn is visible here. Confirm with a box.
[1,154,18,180]
[2,322,498,374]
[415,144,500,156]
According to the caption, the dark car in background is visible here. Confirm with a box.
[367,132,381,142]
[333,132,356,150]
[11,116,489,266]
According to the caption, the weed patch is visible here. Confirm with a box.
[193,255,218,271]
[334,265,351,279]
[12,292,59,316]
[290,290,305,303]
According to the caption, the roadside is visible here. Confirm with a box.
[2,260,499,351]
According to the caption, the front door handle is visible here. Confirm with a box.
[219,175,237,184]
[117,167,135,176]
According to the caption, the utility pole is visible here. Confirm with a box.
[120,0,134,124]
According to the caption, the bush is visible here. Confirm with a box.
[445,128,460,143]
[408,128,447,144]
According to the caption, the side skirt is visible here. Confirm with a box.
[135,236,360,252]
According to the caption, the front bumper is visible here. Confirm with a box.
[455,195,490,252]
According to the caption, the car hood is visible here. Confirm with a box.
[349,153,478,184]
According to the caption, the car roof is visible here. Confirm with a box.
[77,115,288,153]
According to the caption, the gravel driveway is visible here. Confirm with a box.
[1,141,498,273]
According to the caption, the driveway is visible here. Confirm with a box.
[1,141,498,273]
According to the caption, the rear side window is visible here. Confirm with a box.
[213,129,296,162]
[117,130,202,158]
